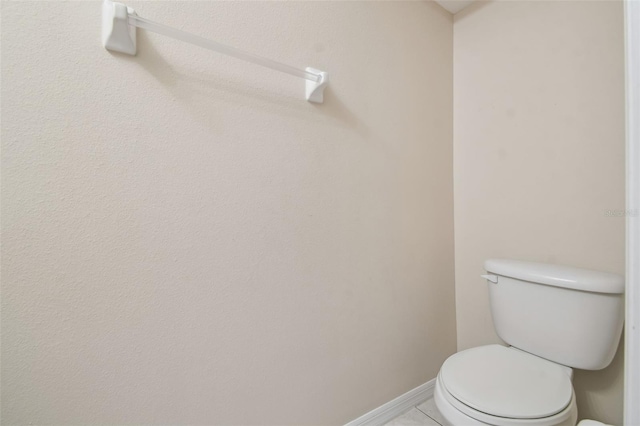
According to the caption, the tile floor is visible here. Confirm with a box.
[383,397,446,426]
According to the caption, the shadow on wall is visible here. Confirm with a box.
[572,336,624,425]
[106,30,368,139]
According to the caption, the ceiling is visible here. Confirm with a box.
[434,0,475,14]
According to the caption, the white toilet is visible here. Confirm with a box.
[434,259,624,426]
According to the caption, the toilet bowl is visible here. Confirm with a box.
[433,345,577,426]
[434,259,624,426]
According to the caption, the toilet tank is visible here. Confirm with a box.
[484,259,624,370]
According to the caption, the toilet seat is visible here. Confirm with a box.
[435,345,577,426]
[435,374,577,426]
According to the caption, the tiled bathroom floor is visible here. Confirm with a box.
[383,397,446,426]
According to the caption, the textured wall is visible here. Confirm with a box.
[0,1,455,424]
[453,1,625,424]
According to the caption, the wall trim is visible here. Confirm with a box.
[624,0,640,424]
[344,379,436,426]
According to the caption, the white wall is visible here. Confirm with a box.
[0,1,456,424]
[453,1,625,424]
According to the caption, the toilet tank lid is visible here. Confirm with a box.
[484,259,624,294]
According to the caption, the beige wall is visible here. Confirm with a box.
[0,1,456,424]
[453,1,625,424]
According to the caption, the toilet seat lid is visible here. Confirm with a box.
[440,345,573,419]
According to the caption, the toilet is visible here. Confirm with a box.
[434,259,624,426]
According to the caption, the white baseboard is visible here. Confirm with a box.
[344,379,436,426]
